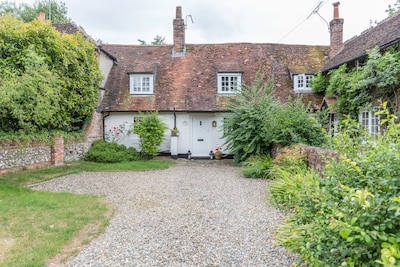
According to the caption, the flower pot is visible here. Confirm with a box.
[214,153,222,160]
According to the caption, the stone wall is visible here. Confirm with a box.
[0,142,51,174]
[64,142,87,162]
[0,135,96,174]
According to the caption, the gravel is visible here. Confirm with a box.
[31,159,300,266]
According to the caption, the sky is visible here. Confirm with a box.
[13,0,397,46]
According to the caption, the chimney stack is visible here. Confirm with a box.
[173,6,186,56]
[38,11,46,21]
[329,2,344,57]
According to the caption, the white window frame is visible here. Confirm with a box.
[359,110,380,136]
[129,74,154,95]
[293,74,314,93]
[217,73,242,94]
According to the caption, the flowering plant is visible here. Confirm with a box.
[104,121,132,143]
[214,147,222,155]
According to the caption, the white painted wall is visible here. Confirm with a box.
[103,112,230,156]
[98,52,114,89]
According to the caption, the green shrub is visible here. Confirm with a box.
[242,155,273,178]
[84,140,139,163]
[223,74,326,163]
[133,111,168,158]
[271,107,400,266]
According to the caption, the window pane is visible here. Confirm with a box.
[297,75,304,88]
[133,77,141,92]
[305,75,313,88]
[142,77,150,92]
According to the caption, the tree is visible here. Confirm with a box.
[138,35,166,45]
[0,14,102,134]
[0,0,69,23]
[386,0,400,16]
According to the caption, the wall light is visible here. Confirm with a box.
[212,121,217,127]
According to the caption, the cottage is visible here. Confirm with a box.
[320,2,400,135]
[99,6,328,158]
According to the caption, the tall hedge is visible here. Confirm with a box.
[0,14,102,134]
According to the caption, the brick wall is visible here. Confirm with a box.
[272,144,339,176]
[299,145,339,176]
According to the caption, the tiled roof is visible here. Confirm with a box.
[322,12,400,72]
[53,23,95,43]
[53,23,81,34]
[100,43,329,112]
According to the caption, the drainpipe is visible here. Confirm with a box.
[173,107,177,129]
[102,112,110,140]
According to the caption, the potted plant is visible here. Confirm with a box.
[171,127,179,136]
[214,147,222,160]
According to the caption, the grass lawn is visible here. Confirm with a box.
[0,159,175,266]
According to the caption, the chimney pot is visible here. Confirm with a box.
[329,2,344,57]
[38,11,45,21]
[176,6,182,19]
[333,2,340,19]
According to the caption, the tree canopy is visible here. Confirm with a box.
[0,14,102,134]
[0,0,69,23]
[138,35,166,45]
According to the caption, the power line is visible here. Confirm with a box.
[278,0,331,43]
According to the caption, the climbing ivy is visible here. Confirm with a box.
[313,45,400,118]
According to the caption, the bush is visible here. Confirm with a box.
[271,109,400,266]
[242,155,273,178]
[133,111,168,158]
[223,75,326,163]
[84,140,139,163]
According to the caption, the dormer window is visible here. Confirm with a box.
[217,73,242,94]
[293,74,314,93]
[129,73,154,95]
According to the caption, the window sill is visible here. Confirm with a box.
[294,89,313,94]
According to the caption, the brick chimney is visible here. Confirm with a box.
[329,2,344,57]
[38,11,46,21]
[173,6,186,56]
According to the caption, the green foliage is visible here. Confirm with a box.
[133,112,168,158]
[311,72,328,93]
[138,35,166,45]
[386,0,400,16]
[84,140,140,163]
[242,155,273,178]
[362,46,400,107]
[271,106,400,266]
[0,15,102,133]
[323,46,400,118]
[273,98,326,147]
[223,75,325,162]
[0,0,70,23]
[223,77,276,162]
[326,64,371,118]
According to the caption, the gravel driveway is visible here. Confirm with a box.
[32,159,299,266]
